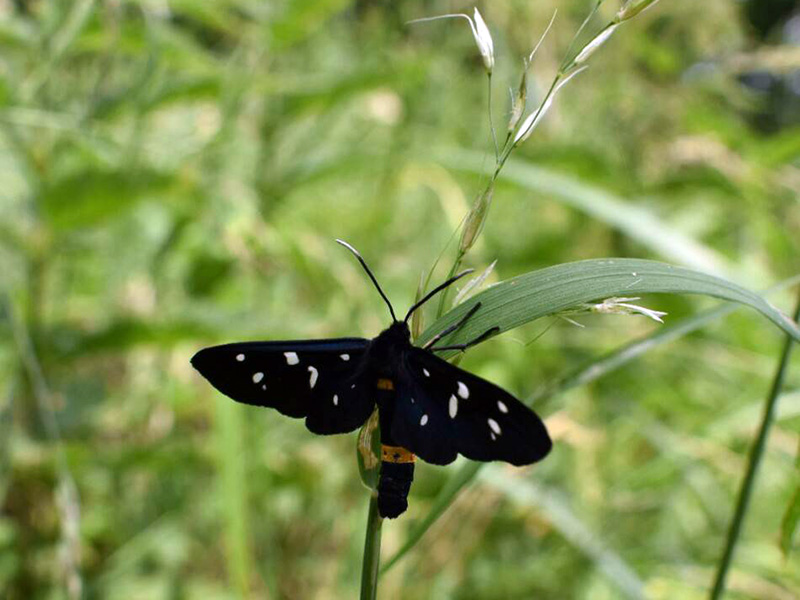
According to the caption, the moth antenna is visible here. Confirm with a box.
[336,239,398,322]
[403,269,474,323]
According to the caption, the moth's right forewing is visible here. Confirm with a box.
[191,338,374,434]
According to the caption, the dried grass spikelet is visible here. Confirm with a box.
[459,184,494,254]
[615,0,661,23]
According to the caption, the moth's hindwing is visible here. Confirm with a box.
[391,347,552,466]
[191,338,373,434]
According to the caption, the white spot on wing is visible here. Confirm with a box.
[457,381,469,399]
[423,368,430,377]
[252,372,264,384]
[449,395,458,418]
[490,432,497,441]
[284,352,299,365]
[236,353,245,362]
[488,418,502,435]
[340,354,350,361]
[351,384,356,389]
[333,394,338,406]
[497,400,508,413]
[307,366,318,388]
[420,414,429,426]
[261,385,266,390]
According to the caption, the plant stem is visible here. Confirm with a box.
[436,249,465,319]
[709,286,800,599]
[487,73,499,162]
[360,494,383,600]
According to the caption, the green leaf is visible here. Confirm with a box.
[479,468,646,600]
[269,0,351,49]
[356,409,381,492]
[215,395,254,596]
[780,478,800,558]
[385,275,800,574]
[44,318,214,361]
[41,168,173,231]
[530,275,800,407]
[418,259,800,354]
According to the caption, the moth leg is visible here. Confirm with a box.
[430,326,500,353]
[422,303,482,350]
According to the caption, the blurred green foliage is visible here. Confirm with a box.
[1,0,799,598]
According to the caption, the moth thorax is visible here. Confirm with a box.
[370,321,411,366]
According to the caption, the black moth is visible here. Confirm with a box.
[191,240,552,518]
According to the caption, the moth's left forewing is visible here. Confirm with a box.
[396,347,552,466]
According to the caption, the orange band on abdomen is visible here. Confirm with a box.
[381,445,416,463]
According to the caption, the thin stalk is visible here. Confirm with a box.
[559,0,604,73]
[434,2,603,320]
[216,396,254,597]
[505,72,562,161]
[436,249,466,319]
[709,286,800,599]
[487,73,499,162]
[6,295,83,599]
[360,495,383,600]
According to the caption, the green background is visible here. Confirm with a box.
[1,0,799,598]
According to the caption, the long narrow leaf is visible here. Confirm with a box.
[418,259,800,352]
[216,396,254,596]
[530,273,800,406]
[781,482,800,558]
[385,275,800,573]
[480,468,646,600]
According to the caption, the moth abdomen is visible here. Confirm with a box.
[377,445,415,519]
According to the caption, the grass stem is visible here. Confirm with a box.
[709,286,800,599]
[360,494,383,600]
[487,73,499,162]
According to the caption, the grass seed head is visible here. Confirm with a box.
[615,0,661,23]
[573,23,619,66]
[459,184,494,254]
[472,8,495,73]
[508,67,528,132]
[588,297,667,323]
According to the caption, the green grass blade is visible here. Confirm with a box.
[216,395,254,597]
[385,275,800,573]
[709,287,800,599]
[418,259,800,352]
[360,495,383,600]
[439,149,731,275]
[357,409,381,492]
[480,468,646,600]
[532,272,800,406]
[781,482,800,558]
